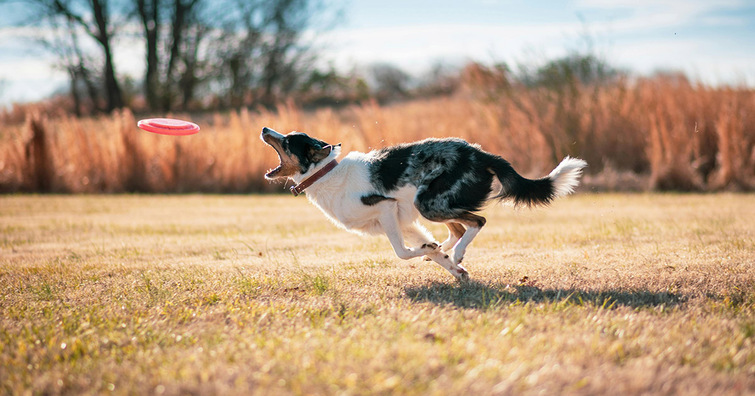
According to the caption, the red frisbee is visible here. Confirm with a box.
[137,118,200,136]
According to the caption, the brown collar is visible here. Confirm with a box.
[290,159,338,196]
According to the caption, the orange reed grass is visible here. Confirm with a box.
[1,76,753,193]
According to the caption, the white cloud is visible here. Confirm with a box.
[318,21,582,74]
[575,0,747,27]
[0,58,60,79]
[1,77,67,105]
[607,33,755,85]
[575,0,741,12]
[112,35,145,78]
[0,22,145,105]
[316,0,754,87]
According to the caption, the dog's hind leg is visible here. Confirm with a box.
[403,222,469,281]
[441,222,466,251]
[414,192,487,266]
[449,213,486,265]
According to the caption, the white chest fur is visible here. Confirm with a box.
[303,152,386,234]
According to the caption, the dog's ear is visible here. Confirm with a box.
[308,143,333,163]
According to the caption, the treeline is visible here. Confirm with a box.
[5,0,480,118]
[5,0,643,119]
[8,0,342,115]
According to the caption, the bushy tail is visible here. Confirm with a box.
[486,155,587,207]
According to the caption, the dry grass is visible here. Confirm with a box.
[1,193,754,395]
[2,75,754,193]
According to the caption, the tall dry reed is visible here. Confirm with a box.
[1,75,753,193]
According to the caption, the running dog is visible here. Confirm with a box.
[261,127,586,281]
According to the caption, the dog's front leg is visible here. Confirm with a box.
[378,204,438,260]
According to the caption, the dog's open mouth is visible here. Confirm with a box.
[261,128,286,179]
[263,145,285,179]
[265,163,282,179]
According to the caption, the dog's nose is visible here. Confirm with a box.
[261,127,284,142]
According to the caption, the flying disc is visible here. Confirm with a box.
[137,118,200,136]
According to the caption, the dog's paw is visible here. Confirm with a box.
[420,242,439,251]
[455,265,469,282]
[422,255,432,261]
[417,242,440,256]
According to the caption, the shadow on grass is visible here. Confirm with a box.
[405,280,686,310]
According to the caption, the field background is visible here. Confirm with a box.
[2,2,754,394]
[2,193,754,395]
[2,73,755,194]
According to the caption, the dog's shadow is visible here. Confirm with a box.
[404,280,685,310]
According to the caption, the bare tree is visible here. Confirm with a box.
[176,14,209,109]
[5,0,337,111]
[31,0,126,112]
[135,0,160,110]
[134,0,201,111]
[132,0,332,110]
[41,17,101,115]
[207,0,332,108]
[212,0,264,108]
[260,0,316,106]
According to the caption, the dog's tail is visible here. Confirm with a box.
[485,154,587,207]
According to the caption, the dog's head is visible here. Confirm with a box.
[260,127,340,180]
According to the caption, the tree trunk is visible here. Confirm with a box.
[68,69,82,117]
[161,0,199,111]
[137,0,160,110]
[102,43,124,111]
[92,0,123,111]
[180,26,203,109]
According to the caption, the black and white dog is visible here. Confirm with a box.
[261,127,586,281]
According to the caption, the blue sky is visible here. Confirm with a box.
[328,0,755,78]
[1,0,754,105]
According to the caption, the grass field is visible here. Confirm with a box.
[1,193,754,395]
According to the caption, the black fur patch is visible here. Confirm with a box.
[284,133,329,172]
[360,194,396,206]
[418,144,494,214]
[370,145,413,191]
[367,139,495,220]
[366,137,556,221]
